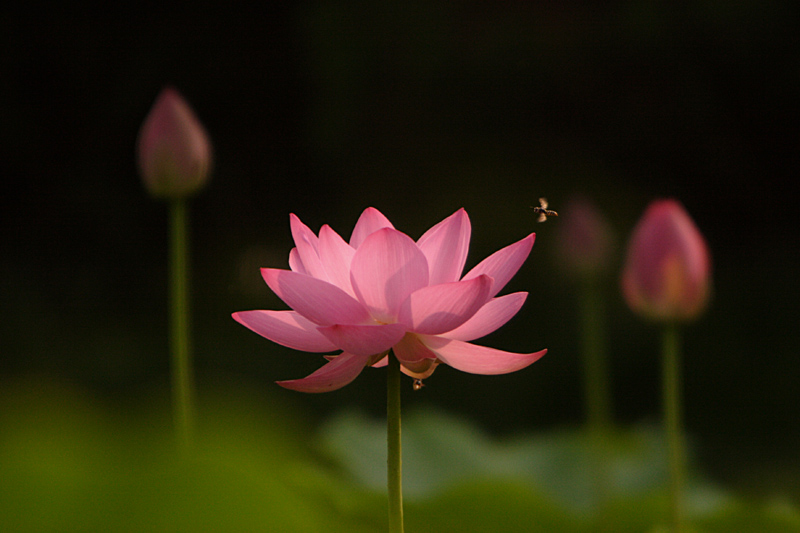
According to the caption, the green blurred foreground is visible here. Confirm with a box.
[2,377,798,532]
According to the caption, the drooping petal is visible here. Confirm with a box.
[462,233,535,299]
[318,224,356,296]
[416,208,471,285]
[277,352,372,393]
[424,336,546,375]
[350,207,395,248]
[261,268,370,326]
[397,275,492,335]
[393,333,439,373]
[442,292,528,341]
[290,214,327,280]
[324,352,386,366]
[232,310,339,352]
[350,228,429,323]
[369,354,439,379]
[318,323,407,356]
[400,360,439,379]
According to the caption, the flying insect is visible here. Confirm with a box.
[531,197,558,222]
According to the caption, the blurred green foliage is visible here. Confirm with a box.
[0,378,381,532]
[2,378,797,532]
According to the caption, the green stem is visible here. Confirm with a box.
[580,277,612,528]
[580,276,611,434]
[662,323,684,532]
[169,199,195,454]
[387,352,404,533]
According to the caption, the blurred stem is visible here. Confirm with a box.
[387,352,404,533]
[170,199,195,454]
[662,323,684,532]
[580,276,612,528]
[581,276,611,433]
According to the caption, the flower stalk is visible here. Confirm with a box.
[662,322,684,532]
[580,276,611,436]
[170,199,195,452]
[137,86,211,453]
[620,199,711,531]
[387,352,404,533]
[580,276,612,523]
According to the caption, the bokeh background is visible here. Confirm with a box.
[2,2,799,530]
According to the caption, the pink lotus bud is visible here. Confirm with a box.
[621,199,711,322]
[556,197,615,277]
[137,87,212,199]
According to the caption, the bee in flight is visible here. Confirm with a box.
[413,378,425,391]
[531,197,558,222]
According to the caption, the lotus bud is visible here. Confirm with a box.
[621,199,711,322]
[556,196,615,278]
[137,87,212,199]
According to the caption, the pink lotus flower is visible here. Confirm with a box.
[137,87,212,199]
[233,208,546,392]
[621,199,711,322]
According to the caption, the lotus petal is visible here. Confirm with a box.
[277,352,372,393]
[289,214,328,281]
[261,268,370,326]
[232,310,338,352]
[462,233,535,298]
[442,292,528,341]
[318,323,407,356]
[397,275,492,335]
[392,333,438,368]
[425,336,546,375]
[350,228,429,323]
[350,207,395,248]
[416,208,471,285]
[288,247,304,274]
[318,224,356,295]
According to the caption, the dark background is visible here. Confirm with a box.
[2,2,799,497]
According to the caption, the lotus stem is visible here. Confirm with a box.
[662,322,684,531]
[169,199,195,453]
[387,352,404,533]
